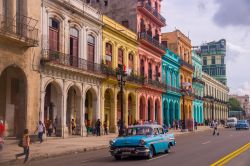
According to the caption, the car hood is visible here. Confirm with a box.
[113,135,150,146]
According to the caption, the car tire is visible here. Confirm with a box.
[164,144,170,154]
[147,145,154,159]
[114,155,122,160]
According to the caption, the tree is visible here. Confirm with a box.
[229,98,244,112]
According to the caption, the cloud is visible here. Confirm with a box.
[226,42,250,62]
[197,1,206,12]
[213,0,250,27]
[230,82,250,96]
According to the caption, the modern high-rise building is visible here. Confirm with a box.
[200,39,227,85]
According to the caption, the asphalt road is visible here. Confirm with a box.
[15,128,250,166]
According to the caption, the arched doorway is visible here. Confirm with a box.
[104,89,115,133]
[85,88,97,129]
[139,96,146,121]
[147,98,153,121]
[163,100,168,126]
[0,66,27,137]
[169,101,174,127]
[128,93,136,125]
[155,99,160,123]
[44,82,62,137]
[175,102,179,121]
[66,86,81,136]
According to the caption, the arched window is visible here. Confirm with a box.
[105,43,112,66]
[147,24,152,36]
[87,35,95,63]
[148,0,151,6]
[155,65,159,81]
[128,53,134,73]
[148,63,152,80]
[118,48,124,65]
[155,1,158,11]
[70,28,79,57]
[49,18,60,51]
[140,59,144,76]
[140,19,145,33]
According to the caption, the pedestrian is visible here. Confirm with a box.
[104,120,108,135]
[53,118,57,135]
[175,120,178,130]
[0,120,5,138]
[117,119,121,131]
[213,120,219,136]
[48,120,53,137]
[35,121,45,143]
[16,129,30,163]
[95,119,101,136]
[194,120,198,130]
[71,119,76,135]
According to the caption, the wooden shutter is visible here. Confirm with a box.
[49,28,59,51]
[118,49,123,65]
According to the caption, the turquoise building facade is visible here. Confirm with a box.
[162,49,181,127]
[192,50,204,124]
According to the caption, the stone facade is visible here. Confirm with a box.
[229,94,250,118]
[192,50,204,124]
[202,72,229,123]
[40,0,103,137]
[162,49,181,127]
[0,0,41,137]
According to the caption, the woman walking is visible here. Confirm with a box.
[16,129,30,163]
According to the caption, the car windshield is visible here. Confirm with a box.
[237,120,246,124]
[227,119,235,122]
[126,127,153,136]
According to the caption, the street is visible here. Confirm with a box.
[14,128,250,166]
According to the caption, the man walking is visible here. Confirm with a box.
[213,120,219,136]
[16,129,30,163]
[35,121,45,143]
[95,119,101,136]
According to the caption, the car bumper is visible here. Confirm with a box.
[110,147,150,157]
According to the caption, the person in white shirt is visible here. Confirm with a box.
[35,121,45,143]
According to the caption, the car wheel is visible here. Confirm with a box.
[165,144,170,153]
[147,145,154,159]
[114,155,122,160]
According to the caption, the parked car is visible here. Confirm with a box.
[226,117,237,128]
[109,124,176,160]
[236,120,250,130]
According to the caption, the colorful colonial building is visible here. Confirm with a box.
[192,50,204,124]
[100,15,141,132]
[162,30,194,125]
[40,0,103,137]
[162,49,181,127]
[90,0,167,124]
[202,72,229,123]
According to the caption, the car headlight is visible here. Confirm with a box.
[109,140,115,146]
[139,139,145,146]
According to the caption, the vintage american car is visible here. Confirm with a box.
[235,120,250,130]
[109,124,176,160]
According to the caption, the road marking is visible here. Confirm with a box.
[202,141,211,145]
[81,155,111,163]
[147,154,169,161]
[210,142,250,166]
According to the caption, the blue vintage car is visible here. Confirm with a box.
[235,120,250,130]
[109,124,176,160]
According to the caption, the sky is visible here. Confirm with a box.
[161,0,250,95]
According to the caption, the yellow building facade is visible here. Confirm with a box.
[100,16,141,133]
[162,30,194,126]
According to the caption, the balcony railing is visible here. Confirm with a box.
[167,85,181,93]
[0,14,38,47]
[146,79,166,91]
[194,95,203,101]
[41,49,102,74]
[180,59,194,71]
[138,32,166,51]
[192,77,205,85]
[137,1,166,25]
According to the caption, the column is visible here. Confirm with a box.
[158,100,162,125]
[80,95,86,136]
[135,93,139,121]
[40,91,46,123]
[112,88,118,133]
[167,102,170,126]
[124,91,128,128]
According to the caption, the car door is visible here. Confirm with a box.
[152,128,162,153]
[159,127,168,152]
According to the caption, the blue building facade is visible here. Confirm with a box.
[162,49,181,127]
[192,50,204,124]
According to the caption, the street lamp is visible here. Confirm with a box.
[116,64,127,136]
[180,82,192,131]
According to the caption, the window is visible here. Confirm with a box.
[118,48,124,65]
[148,63,152,79]
[147,25,152,37]
[155,66,159,80]
[87,35,95,69]
[49,18,60,51]
[128,53,134,73]
[122,20,129,28]
[140,59,144,76]
[86,0,90,3]
[140,19,146,33]
[105,43,112,66]
[203,57,207,65]
[69,28,79,66]
[221,56,224,64]
[212,56,215,64]
[104,0,108,6]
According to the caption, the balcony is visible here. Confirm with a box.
[180,59,194,71]
[41,49,102,74]
[145,78,166,91]
[137,1,166,26]
[194,95,203,101]
[0,14,38,47]
[192,77,205,85]
[167,85,181,93]
[138,32,166,53]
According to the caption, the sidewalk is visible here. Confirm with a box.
[0,126,211,165]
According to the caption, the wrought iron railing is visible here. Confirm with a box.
[137,1,166,25]
[167,85,181,93]
[146,79,166,90]
[0,14,38,46]
[138,32,166,51]
[180,59,194,70]
[194,95,203,100]
[41,49,103,74]
[192,77,205,85]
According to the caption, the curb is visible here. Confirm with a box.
[0,128,212,165]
